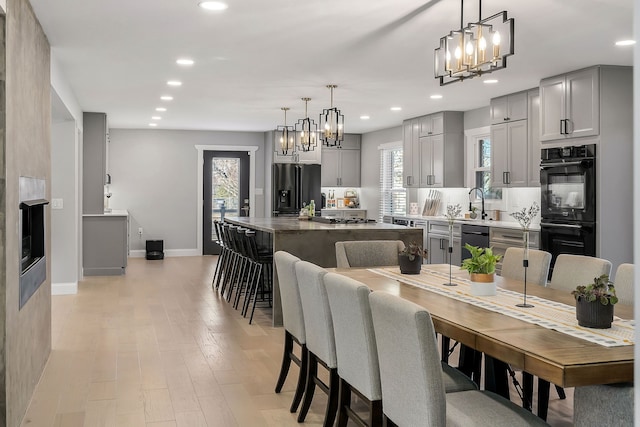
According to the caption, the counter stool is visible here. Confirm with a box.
[243,230,273,324]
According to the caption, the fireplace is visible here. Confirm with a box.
[19,176,48,309]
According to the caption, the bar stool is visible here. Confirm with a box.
[212,220,229,290]
[219,224,240,298]
[243,231,273,324]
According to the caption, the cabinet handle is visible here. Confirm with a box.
[565,119,572,134]
[504,117,510,121]
[439,238,444,250]
[503,171,510,185]
[560,119,568,135]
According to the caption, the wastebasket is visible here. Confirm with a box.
[146,240,164,260]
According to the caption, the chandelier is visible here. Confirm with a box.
[434,0,514,86]
[319,85,344,147]
[295,98,318,152]
[276,107,295,156]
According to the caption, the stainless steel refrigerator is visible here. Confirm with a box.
[272,163,322,216]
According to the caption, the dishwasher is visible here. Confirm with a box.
[461,224,490,261]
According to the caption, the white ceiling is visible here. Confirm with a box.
[31,0,633,134]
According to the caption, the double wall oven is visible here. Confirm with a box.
[540,144,596,275]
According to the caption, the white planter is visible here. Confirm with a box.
[469,273,497,296]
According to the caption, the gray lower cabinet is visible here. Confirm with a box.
[427,221,461,266]
[83,214,129,276]
[490,227,540,276]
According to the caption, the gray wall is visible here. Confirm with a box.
[108,129,266,252]
[51,119,78,287]
[463,106,490,130]
[360,126,402,221]
[4,0,52,425]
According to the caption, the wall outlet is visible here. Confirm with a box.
[138,227,143,235]
[51,198,63,209]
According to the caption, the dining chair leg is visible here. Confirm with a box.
[290,344,308,413]
[383,415,398,427]
[370,399,383,427]
[537,379,551,421]
[522,372,534,411]
[555,385,567,399]
[275,331,293,393]
[336,378,351,427]
[323,368,339,427]
[297,351,317,422]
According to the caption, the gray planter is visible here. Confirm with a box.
[398,254,422,274]
[576,297,614,329]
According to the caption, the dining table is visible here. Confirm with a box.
[329,264,634,390]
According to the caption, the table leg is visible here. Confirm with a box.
[484,355,510,399]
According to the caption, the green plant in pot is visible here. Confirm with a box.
[460,244,501,296]
[571,274,618,329]
[398,242,427,274]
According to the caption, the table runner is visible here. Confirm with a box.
[368,267,634,347]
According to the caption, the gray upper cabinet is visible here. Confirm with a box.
[83,112,108,214]
[270,130,322,164]
[491,120,528,187]
[489,91,528,125]
[404,111,463,188]
[527,88,541,187]
[321,134,361,187]
[539,66,600,141]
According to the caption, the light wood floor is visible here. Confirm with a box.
[21,256,573,426]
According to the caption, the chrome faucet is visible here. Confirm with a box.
[468,187,487,220]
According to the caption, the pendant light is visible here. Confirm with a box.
[295,97,318,152]
[319,85,344,147]
[276,107,295,156]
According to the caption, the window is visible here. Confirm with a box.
[465,127,502,200]
[379,142,406,221]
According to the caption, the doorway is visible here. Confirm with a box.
[203,150,250,255]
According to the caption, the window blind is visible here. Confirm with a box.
[379,145,406,222]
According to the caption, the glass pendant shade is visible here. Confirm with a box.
[276,107,295,156]
[319,85,344,147]
[295,97,318,152]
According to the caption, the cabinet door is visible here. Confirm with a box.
[506,120,528,187]
[82,112,108,214]
[321,149,341,186]
[490,123,509,188]
[427,235,446,264]
[450,238,462,267]
[566,67,599,139]
[339,149,361,187]
[418,115,431,137]
[527,88,541,186]
[296,145,322,164]
[402,120,415,187]
[419,136,432,187]
[430,113,444,135]
[430,134,445,187]
[490,95,509,124]
[507,92,528,122]
[539,75,566,141]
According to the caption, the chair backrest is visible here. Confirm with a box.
[335,240,406,268]
[501,247,552,287]
[369,291,446,426]
[274,251,305,343]
[295,261,336,368]
[550,254,612,292]
[614,263,634,306]
[324,273,381,401]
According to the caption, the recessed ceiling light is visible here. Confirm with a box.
[390,107,402,111]
[176,58,194,66]
[167,80,182,86]
[430,94,443,100]
[198,1,228,11]
[615,39,636,46]
[360,115,370,120]
[483,79,499,84]
[160,96,173,101]
[149,123,158,127]
[151,116,162,120]
[156,107,167,112]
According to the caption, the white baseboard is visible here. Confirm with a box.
[130,249,200,258]
[52,282,78,295]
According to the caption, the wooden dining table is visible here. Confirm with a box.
[330,264,634,389]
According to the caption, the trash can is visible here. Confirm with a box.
[146,240,164,260]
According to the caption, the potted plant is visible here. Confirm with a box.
[460,243,501,296]
[571,274,618,328]
[398,242,427,274]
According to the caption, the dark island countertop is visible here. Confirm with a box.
[224,217,410,233]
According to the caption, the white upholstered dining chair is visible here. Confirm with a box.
[549,254,612,292]
[335,240,405,268]
[500,247,552,287]
[613,263,634,306]
[368,291,549,427]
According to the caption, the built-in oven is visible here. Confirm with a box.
[540,144,597,275]
[540,144,595,222]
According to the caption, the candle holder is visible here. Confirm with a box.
[442,204,461,287]
[510,203,540,309]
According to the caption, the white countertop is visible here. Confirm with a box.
[321,208,366,211]
[391,214,540,231]
[83,209,129,217]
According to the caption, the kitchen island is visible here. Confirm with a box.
[224,217,422,325]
